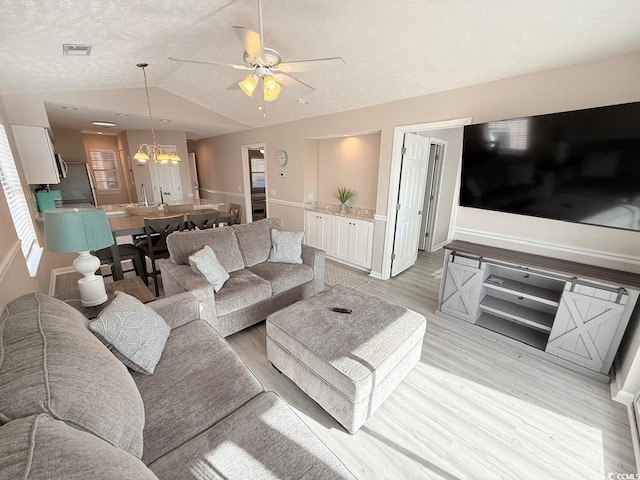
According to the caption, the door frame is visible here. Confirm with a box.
[381,118,471,280]
[419,137,447,252]
[241,142,267,223]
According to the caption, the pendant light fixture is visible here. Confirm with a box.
[133,63,181,165]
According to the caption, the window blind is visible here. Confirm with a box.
[0,124,39,258]
[89,149,121,191]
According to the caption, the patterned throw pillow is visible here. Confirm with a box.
[89,291,170,375]
[269,229,304,264]
[189,245,230,292]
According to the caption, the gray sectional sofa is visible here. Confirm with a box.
[0,292,355,479]
[160,217,325,337]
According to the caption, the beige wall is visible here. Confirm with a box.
[83,134,129,205]
[317,133,381,209]
[192,51,640,275]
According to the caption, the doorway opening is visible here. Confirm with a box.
[382,118,472,279]
[241,143,268,223]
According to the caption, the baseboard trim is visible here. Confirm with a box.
[629,401,640,473]
[369,271,384,279]
[0,240,21,284]
[453,227,640,267]
[49,266,77,296]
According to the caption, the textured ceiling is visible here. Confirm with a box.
[1,0,639,138]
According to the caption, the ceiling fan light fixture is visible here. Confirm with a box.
[263,76,281,102]
[239,74,259,97]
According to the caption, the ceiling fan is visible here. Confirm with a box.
[169,0,345,102]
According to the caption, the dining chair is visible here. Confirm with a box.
[164,203,194,214]
[187,211,220,230]
[137,214,185,296]
[94,244,147,285]
[228,203,242,225]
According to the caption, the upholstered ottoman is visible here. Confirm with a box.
[266,286,426,433]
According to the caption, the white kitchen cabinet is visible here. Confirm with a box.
[11,125,59,184]
[304,210,373,270]
[304,211,334,256]
[436,240,640,381]
[334,216,373,269]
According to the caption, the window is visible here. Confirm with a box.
[250,154,265,190]
[487,118,529,151]
[89,149,121,191]
[0,124,40,263]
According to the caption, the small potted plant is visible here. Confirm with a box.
[333,187,357,211]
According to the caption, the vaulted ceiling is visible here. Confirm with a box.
[1,0,639,140]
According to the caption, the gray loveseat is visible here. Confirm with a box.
[159,217,325,337]
[0,292,355,479]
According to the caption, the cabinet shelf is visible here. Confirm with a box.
[484,276,561,307]
[479,295,554,332]
[476,312,549,350]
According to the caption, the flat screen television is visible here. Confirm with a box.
[460,101,640,232]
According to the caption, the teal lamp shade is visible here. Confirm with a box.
[44,208,114,252]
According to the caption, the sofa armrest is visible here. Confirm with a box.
[159,259,219,329]
[146,292,201,329]
[301,244,325,295]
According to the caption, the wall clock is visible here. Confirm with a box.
[276,149,288,167]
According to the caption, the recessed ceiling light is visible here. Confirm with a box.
[92,121,116,127]
[114,113,129,117]
[342,134,350,137]
[158,118,171,122]
[60,106,78,110]
[63,44,92,56]
[297,99,308,106]
[96,131,104,135]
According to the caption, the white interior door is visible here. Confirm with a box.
[419,139,447,251]
[391,133,430,276]
[188,152,200,200]
[149,147,183,203]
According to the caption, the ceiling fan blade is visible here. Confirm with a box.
[233,26,266,64]
[274,73,315,93]
[276,57,345,73]
[169,57,252,70]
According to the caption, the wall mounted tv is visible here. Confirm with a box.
[460,101,640,232]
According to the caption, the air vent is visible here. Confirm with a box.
[63,44,92,56]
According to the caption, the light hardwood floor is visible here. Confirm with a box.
[227,250,636,480]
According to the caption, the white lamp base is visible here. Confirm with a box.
[74,251,108,307]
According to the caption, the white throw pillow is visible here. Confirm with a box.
[89,291,170,375]
[189,245,230,292]
[269,229,304,264]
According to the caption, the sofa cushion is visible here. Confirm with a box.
[249,262,314,296]
[148,392,356,480]
[90,291,171,375]
[0,293,145,458]
[232,217,282,267]
[131,320,264,465]
[269,229,304,264]
[0,415,158,480]
[215,269,272,316]
[189,245,230,292]
[167,226,245,272]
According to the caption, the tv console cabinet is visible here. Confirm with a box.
[436,240,640,382]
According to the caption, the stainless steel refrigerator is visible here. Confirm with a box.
[57,161,99,206]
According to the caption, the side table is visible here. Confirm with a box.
[55,277,154,319]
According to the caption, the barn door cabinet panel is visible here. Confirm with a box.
[436,240,640,381]
[11,125,59,185]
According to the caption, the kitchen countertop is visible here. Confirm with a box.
[304,206,374,222]
[100,200,224,217]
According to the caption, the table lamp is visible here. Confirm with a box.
[44,208,114,307]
